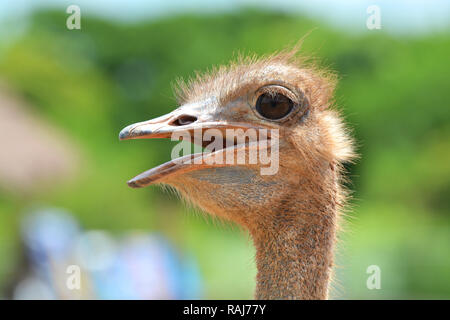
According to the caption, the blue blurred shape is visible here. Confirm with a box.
[14,208,203,299]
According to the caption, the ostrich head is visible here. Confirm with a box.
[119,49,355,299]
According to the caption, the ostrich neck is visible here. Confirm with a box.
[249,177,338,300]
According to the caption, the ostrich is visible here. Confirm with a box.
[119,48,355,299]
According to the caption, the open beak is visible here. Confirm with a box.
[119,99,273,188]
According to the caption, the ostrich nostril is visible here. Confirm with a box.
[171,115,198,126]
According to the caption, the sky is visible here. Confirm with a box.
[0,0,449,36]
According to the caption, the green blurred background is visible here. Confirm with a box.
[0,1,449,299]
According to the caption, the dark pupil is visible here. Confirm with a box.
[256,93,293,120]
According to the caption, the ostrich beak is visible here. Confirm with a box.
[119,100,203,141]
[119,99,274,188]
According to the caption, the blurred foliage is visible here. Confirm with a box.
[0,9,449,299]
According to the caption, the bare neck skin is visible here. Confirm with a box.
[248,177,338,300]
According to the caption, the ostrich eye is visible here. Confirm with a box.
[255,93,294,120]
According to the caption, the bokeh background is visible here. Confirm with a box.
[0,0,449,299]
